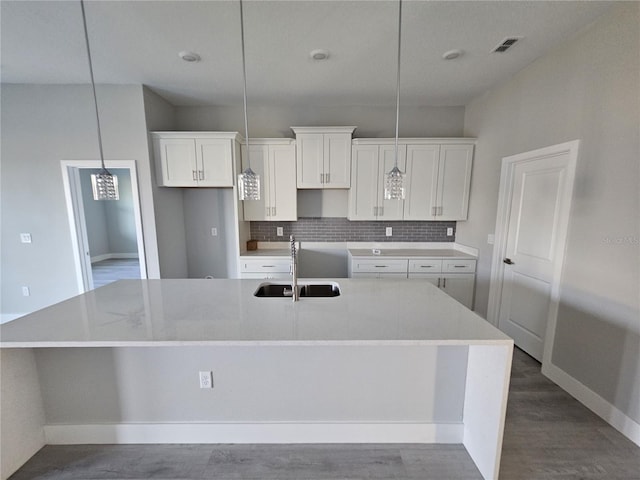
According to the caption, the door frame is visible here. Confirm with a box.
[61,159,147,293]
[487,140,579,366]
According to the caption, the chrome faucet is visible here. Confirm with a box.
[290,235,298,302]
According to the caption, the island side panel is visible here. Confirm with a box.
[35,345,469,444]
[463,343,514,480]
[0,348,46,480]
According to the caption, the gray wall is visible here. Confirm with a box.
[175,105,465,139]
[0,84,161,317]
[80,168,138,258]
[458,4,639,423]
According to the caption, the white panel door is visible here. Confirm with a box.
[269,145,297,221]
[348,146,379,220]
[296,133,324,188]
[196,139,233,187]
[498,150,575,361]
[378,145,406,220]
[241,145,268,221]
[159,138,197,186]
[324,133,352,188]
[437,144,473,220]
[404,144,440,220]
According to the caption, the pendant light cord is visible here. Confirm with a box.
[80,0,106,170]
[239,0,251,169]
[394,0,402,168]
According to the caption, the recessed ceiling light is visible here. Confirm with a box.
[310,49,330,61]
[442,49,463,60]
[179,51,201,62]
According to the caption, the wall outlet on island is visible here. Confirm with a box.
[386,227,393,237]
[199,371,213,389]
[276,226,284,236]
[447,227,454,236]
[210,227,217,237]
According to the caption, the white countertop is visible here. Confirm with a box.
[348,248,476,258]
[0,279,509,347]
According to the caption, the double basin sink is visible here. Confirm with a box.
[254,282,341,298]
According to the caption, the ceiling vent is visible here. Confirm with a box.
[491,36,523,53]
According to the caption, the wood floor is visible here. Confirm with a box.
[9,348,640,480]
[92,258,140,289]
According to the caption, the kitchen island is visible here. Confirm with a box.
[1,279,513,480]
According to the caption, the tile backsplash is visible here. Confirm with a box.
[250,217,456,242]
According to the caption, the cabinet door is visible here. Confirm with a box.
[269,145,297,221]
[437,144,474,220]
[323,133,352,188]
[404,144,440,220]
[296,134,324,188]
[241,145,268,221]
[407,273,441,288]
[378,145,406,220]
[157,138,197,186]
[441,273,475,308]
[348,146,379,220]
[196,138,234,187]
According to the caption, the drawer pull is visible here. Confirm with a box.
[420,265,434,268]
[374,265,388,268]
[453,265,467,268]
[262,265,276,268]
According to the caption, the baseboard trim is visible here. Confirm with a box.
[543,362,640,447]
[44,422,463,445]
[91,253,138,263]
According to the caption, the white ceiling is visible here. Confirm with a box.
[1,0,613,107]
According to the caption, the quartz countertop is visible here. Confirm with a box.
[0,279,509,347]
[348,249,476,259]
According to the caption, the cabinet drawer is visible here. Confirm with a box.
[442,259,476,273]
[351,259,408,273]
[351,272,408,279]
[408,259,442,273]
[240,258,291,273]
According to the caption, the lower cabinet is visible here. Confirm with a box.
[239,258,291,279]
[348,254,476,309]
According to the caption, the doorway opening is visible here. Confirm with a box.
[61,160,147,293]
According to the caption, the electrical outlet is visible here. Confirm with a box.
[276,226,284,236]
[211,227,218,236]
[487,234,495,245]
[22,286,30,296]
[199,371,213,389]
[447,227,454,237]
[20,233,32,244]
[385,227,393,237]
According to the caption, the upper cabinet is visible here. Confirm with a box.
[349,139,475,221]
[291,126,356,189]
[151,132,240,187]
[241,139,297,222]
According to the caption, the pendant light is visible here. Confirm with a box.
[237,0,260,201]
[80,0,119,201]
[384,0,405,201]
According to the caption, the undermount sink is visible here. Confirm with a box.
[254,282,341,298]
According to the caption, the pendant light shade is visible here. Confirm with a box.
[237,0,260,201]
[384,0,405,201]
[80,0,118,201]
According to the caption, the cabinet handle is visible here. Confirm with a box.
[199,170,204,180]
[453,265,466,268]
[320,173,324,184]
[437,278,441,288]
[262,265,276,268]
[326,173,330,184]
[420,265,434,268]
[272,207,276,216]
[192,170,197,181]
[443,278,446,288]
[374,265,388,268]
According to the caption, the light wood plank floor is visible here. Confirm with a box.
[9,348,640,479]
[92,258,140,289]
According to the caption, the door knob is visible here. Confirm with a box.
[503,258,514,265]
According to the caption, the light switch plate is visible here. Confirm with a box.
[385,227,392,237]
[488,234,495,245]
[276,227,284,236]
[211,227,218,237]
[20,233,32,243]
[446,227,454,237]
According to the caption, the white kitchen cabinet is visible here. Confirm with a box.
[241,139,297,221]
[349,139,474,221]
[151,132,240,187]
[348,144,406,220]
[291,127,356,189]
[239,257,291,279]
